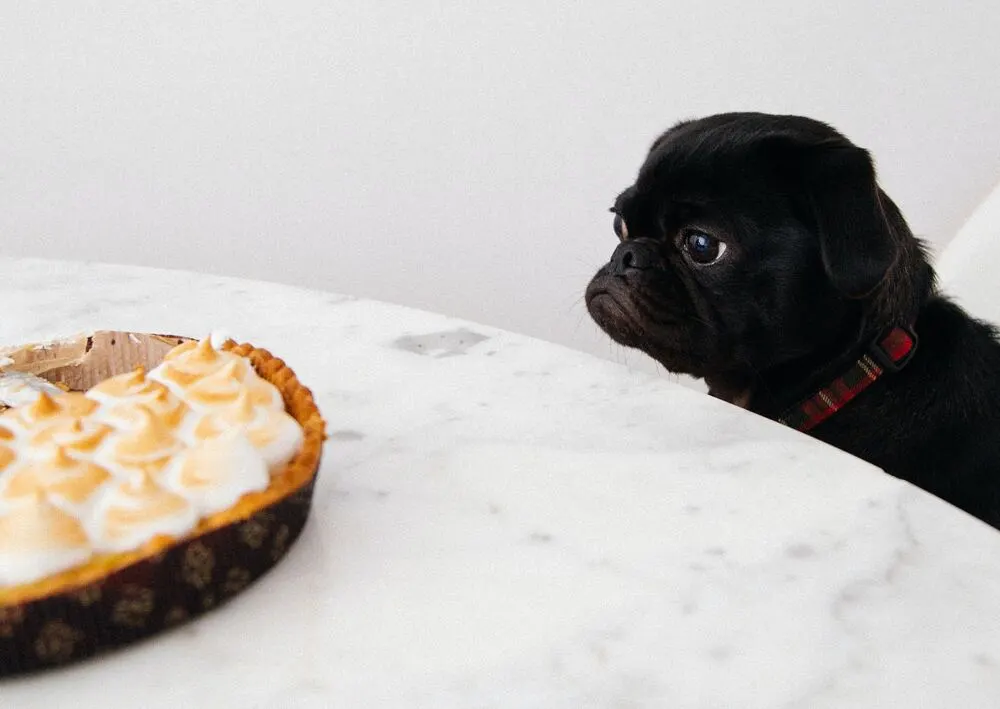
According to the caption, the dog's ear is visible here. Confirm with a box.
[768,135,899,299]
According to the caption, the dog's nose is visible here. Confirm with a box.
[608,240,658,276]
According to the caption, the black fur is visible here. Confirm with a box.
[586,112,1000,529]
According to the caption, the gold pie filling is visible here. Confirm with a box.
[0,338,306,605]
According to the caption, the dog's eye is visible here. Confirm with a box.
[682,230,727,264]
[613,213,629,241]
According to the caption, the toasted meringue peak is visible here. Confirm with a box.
[0,425,12,441]
[165,337,218,365]
[110,406,181,464]
[2,390,82,433]
[251,379,286,410]
[3,450,110,505]
[54,392,99,418]
[152,337,242,388]
[163,431,268,515]
[20,392,61,427]
[183,359,252,408]
[190,370,284,411]
[219,358,247,378]
[31,418,112,455]
[251,411,303,470]
[99,386,189,430]
[230,389,257,423]
[193,391,264,438]
[0,493,93,586]
[198,390,256,432]
[91,472,196,553]
[0,444,13,471]
[103,456,173,483]
[86,369,184,425]
[30,392,61,419]
[0,492,91,549]
[209,330,236,349]
[193,399,303,472]
[37,445,77,469]
[87,367,153,401]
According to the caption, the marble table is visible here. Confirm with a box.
[3,257,1000,708]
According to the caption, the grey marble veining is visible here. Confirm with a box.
[3,257,1000,708]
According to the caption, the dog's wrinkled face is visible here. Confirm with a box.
[586,112,903,383]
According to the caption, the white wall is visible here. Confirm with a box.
[937,178,1000,325]
[2,2,999,375]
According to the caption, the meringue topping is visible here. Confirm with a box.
[0,336,304,587]
[3,448,110,506]
[54,393,100,418]
[100,390,188,430]
[1,391,97,435]
[162,431,269,515]
[193,391,303,471]
[88,369,188,429]
[151,337,242,389]
[0,493,93,586]
[87,368,153,402]
[192,364,284,411]
[2,391,61,432]
[164,337,218,365]
[23,391,61,420]
[89,472,197,553]
[182,359,251,408]
[0,371,65,408]
[31,418,112,456]
[197,388,257,428]
[108,407,181,465]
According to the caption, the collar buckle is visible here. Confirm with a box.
[867,325,918,373]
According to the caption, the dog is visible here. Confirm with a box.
[586,112,1000,530]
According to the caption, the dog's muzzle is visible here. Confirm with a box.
[606,238,660,277]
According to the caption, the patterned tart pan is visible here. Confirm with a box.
[0,331,325,677]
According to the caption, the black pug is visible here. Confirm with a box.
[586,112,1000,529]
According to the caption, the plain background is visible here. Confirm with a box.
[2,2,999,376]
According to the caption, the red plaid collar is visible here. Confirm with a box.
[779,326,918,432]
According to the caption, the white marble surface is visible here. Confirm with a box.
[3,257,1000,708]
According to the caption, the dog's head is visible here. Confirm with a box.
[586,112,933,388]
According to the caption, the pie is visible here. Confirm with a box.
[0,332,325,675]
